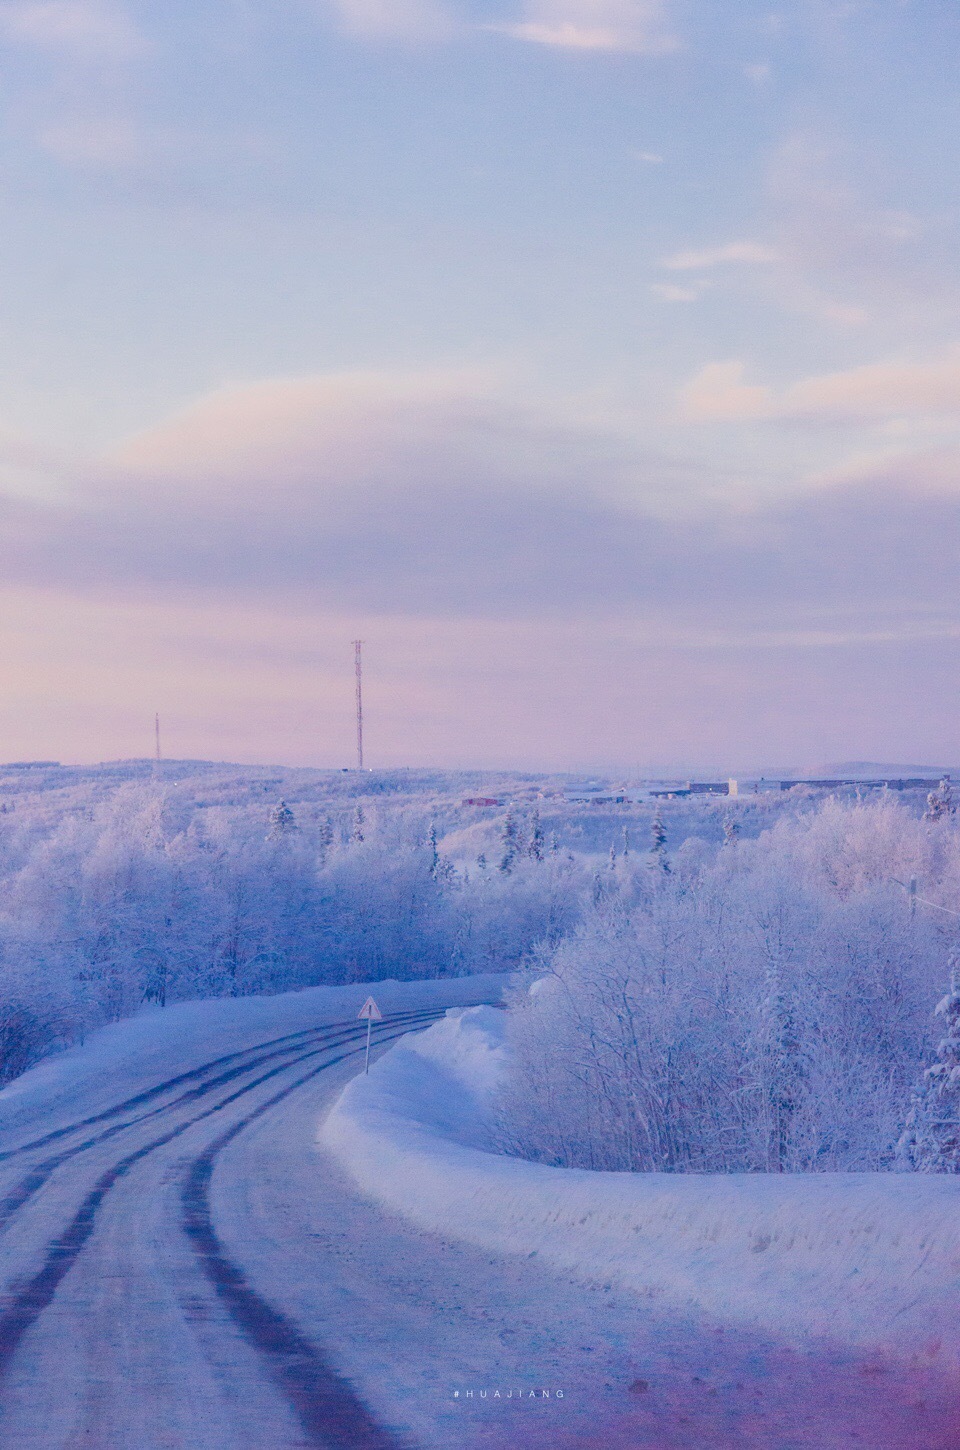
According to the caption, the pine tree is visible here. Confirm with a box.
[267,800,296,839]
[649,809,670,873]
[317,815,334,866]
[608,842,617,871]
[621,827,630,859]
[476,852,487,870]
[499,809,519,873]
[528,810,545,862]
[925,777,954,821]
[899,956,960,1172]
[548,832,560,856]
[427,822,440,878]
[352,805,365,844]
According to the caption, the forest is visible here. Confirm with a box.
[1,763,957,1175]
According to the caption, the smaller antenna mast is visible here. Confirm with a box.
[353,640,364,771]
[154,713,161,762]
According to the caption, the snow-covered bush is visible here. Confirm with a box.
[496,797,954,1173]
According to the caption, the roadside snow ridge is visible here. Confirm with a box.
[321,1006,960,1369]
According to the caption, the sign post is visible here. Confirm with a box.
[358,996,383,1073]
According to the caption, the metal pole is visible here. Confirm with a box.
[155,714,161,761]
[365,1013,372,1073]
[353,640,364,771]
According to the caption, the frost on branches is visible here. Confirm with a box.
[899,956,960,1173]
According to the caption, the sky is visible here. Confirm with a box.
[0,0,959,772]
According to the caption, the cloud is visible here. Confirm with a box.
[678,362,773,421]
[662,241,779,272]
[37,116,139,165]
[324,0,453,42]
[651,282,702,303]
[680,349,960,425]
[490,0,678,55]
[0,370,956,661]
[0,1,146,59]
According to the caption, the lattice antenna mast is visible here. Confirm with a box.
[353,640,364,771]
[154,713,161,762]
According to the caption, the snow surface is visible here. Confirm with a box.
[322,1005,960,1371]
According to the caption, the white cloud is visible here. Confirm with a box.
[680,349,960,426]
[651,282,701,302]
[678,361,774,421]
[491,0,678,55]
[0,1,146,59]
[325,0,453,42]
[662,241,779,272]
[744,61,771,85]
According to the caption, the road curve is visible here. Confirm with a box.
[3,987,960,1450]
[0,1009,440,1450]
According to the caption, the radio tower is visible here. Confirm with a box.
[353,641,364,771]
[154,713,162,762]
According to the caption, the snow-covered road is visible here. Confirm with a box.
[2,980,960,1450]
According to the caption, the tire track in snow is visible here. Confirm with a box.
[180,1034,422,1450]
[0,1011,440,1233]
[0,1011,439,1163]
[0,1014,438,1404]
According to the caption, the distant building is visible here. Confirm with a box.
[564,788,627,805]
[461,797,502,807]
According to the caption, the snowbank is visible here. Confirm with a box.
[321,1007,960,1369]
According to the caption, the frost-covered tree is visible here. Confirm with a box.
[649,810,670,873]
[427,822,440,878]
[317,815,334,866]
[267,800,296,839]
[723,816,740,848]
[351,805,366,844]
[528,810,545,863]
[499,810,519,874]
[899,956,960,1172]
[925,778,954,821]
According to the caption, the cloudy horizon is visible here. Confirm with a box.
[0,1,958,770]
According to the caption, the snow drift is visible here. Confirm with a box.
[321,1006,960,1369]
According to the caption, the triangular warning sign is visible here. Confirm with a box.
[358,996,383,1021]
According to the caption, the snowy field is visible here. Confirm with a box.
[323,1006,960,1371]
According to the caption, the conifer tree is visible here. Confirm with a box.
[924,777,953,821]
[900,955,960,1172]
[352,805,365,844]
[317,816,334,866]
[528,810,545,862]
[427,822,440,878]
[267,800,296,839]
[650,809,670,873]
[499,809,519,874]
